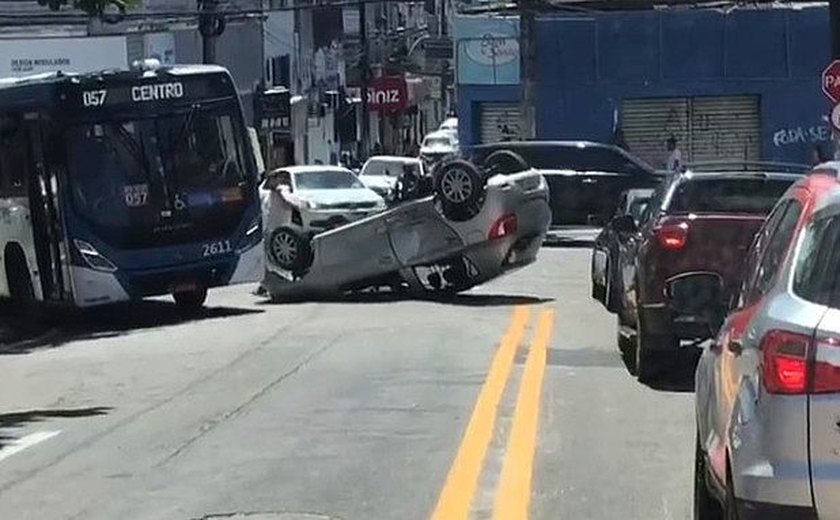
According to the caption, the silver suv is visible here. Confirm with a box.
[695,165,840,519]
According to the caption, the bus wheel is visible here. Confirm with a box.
[173,288,207,310]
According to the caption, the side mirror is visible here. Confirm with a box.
[611,214,637,233]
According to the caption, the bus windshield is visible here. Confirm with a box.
[66,102,250,248]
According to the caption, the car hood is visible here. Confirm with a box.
[296,188,384,205]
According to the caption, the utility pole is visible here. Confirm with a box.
[359,0,371,158]
[199,0,221,65]
[832,0,840,59]
[832,0,840,159]
[518,0,536,140]
[439,0,448,117]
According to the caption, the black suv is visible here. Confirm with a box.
[465,141,662,226]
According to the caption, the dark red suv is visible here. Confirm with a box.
[615,168,804,382]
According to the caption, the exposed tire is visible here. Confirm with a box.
[482,149,529,175]
[694,435,724,520]
[435,160,486,221]
[635,310,678,384]
[173,288,207,310]
[268,227,312,273]
[617,314,637,375]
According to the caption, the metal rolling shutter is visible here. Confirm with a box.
[690,96,760,163]
[479,102,520,144]
[621,98,689,170]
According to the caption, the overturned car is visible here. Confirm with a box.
[259,151,552,300]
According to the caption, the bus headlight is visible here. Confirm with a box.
[73,239,118,272]
[237,215,263,252]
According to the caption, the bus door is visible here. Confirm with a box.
[25,114,68,303]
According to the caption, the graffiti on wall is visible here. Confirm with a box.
[772,125,830,147]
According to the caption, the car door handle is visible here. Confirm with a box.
[581,178,598,184]
[728,339,743,356]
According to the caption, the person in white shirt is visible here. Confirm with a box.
[666,136,683,173]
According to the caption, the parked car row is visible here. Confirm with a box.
[589,160,840,518]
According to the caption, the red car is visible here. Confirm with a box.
[615,167,804,382]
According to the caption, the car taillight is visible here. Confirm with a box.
[812,336,840,393]
[489,214,518,240]
[656,222,689,250]
[761,330,840,394]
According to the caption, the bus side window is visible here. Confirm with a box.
[0,114,30,197]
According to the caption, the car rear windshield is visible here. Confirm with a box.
[361,160,420,177]
[667,177,792,214]
[475,145,650,175]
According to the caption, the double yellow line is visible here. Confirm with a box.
[430,305,555,520]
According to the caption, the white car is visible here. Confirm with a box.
[358,156,426,201]
[420,130,459,166]
[439,117,458,134]
[261,165,386,233]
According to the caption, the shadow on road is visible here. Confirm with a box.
[261,292,554,307]
[0,301,262,356]
[0,406,112,448]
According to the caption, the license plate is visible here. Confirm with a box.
[172,282,198,293]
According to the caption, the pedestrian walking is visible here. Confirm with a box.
[665,136,683,173]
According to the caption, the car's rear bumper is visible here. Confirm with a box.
[736,499,817,520]
[639,305,715,341]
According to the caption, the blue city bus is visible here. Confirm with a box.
[0,61,264,309]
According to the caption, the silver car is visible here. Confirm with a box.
[261,154,551,299]
[694,165,840,519]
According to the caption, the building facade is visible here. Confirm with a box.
[456,4,831,168]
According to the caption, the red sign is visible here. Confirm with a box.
[823,60,840,103]
[367,76,407,113]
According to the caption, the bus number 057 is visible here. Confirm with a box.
[82,90,107,107]
[202,240,232,257]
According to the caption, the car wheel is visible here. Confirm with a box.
[173,288,207,310]
[482,149,529,175]
[435,160,486,220]
[268,227,312,273]
[635,310,678,384]
[617,314,637,375]
[694,434,724,520]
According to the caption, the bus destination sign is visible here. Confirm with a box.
[63,76,230,112]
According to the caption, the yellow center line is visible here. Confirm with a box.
[492,308,555,520]
[430,305,531,520]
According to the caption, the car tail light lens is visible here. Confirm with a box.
[761,330,840,394]
[812,336,840,393]
[656,222,689,250]
[489,214,518,240]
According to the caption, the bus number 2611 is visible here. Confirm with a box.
[202,240,232,257]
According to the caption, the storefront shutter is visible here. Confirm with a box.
[689,95,760,163]
[621,95,761,169]
[621,97,689,170]
[479,102,520,144]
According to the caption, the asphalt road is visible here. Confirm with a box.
[0,247,696,520]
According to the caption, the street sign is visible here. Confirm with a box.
[831,103,840,132]
[823,60,840,103]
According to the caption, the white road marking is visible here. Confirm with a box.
[0,431,61,463]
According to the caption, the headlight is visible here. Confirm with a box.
[74,239,118,272]
[374,199,387,210]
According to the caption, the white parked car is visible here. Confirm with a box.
[358,156,426,202]
[420,130,459,167]
[260,166,386,233]
[439,117,458,134]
